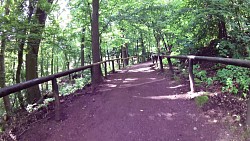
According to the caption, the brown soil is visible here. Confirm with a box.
[5,62,242,141]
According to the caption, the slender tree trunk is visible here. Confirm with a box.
[122,44,128,66]
[141,33,146,62]
[46,57,49,90]
[107,49,110,65]
[15,0,35,108]
[154,31,161,54]
[154,30,161,67]
[0,1,12,116]
[218,19,227,39]
[161,34,168,52]
[136,39,139,56]
[81,28,85,66]
[51,46,54,75]
[125,43,129,65]
[0,35,12,116]
[16,29,26,109]
[40,48,44,92]
[91,0,102,85]
[26,0,53,104]
[56,56,58,73]
[100,39,103,61]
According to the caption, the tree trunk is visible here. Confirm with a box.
[91,0,102,85]
[26,53,41,103]
[136,39,139,56]
[51,46,54,75]
[0,1,12,116]
[0,42,12,116]
[161,34,168,52]
[141,33,146,62]
[25,0,53,104]
[122,44,128,66]
[154,30,161,67]
[154,31,161,54]
[56,56,59,73]
[46,56,49,90]
[16,29,26,109]
[40,47,44,91]
[81,28,85,66]
[100,39,103,61]
[107,49,110,66]
[218,19,227,39]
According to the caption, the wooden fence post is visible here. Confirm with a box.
[131,57,134,65]
[188,59,195,92]
[167,58,174,75]
[112,60,115,73]
[122,58,125,68]
[159,56,164,71]
[52,78,60,121]
[104,62,107,77]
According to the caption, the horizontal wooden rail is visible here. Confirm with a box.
[163,55,250,68]
[159,55,250,126]
[0,57,134,98]
[160,55,250,92]
[0,56,135,121]
[0,65,93,98]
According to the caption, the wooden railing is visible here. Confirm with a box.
[0,56,136,121]
[158,55,250,126]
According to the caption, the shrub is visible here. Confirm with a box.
[193,64,214,87]
[216,65,250,97]
[195,95,209,107]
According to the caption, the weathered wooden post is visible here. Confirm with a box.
[188,59,195,92]
[122,58,125,68]
[167,58,174,75]
[104,62,108,77]
[159,56,164,71]
[52,78,60,121]
[112,60,115,73]
[131,57,134,65]
[104,62,107,77]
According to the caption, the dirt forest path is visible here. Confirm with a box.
[20,62,230,141]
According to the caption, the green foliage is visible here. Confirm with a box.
[59,72,91,96]
[216,65,250,96]
[162,58,168,66]
[0,0,249,115]
[216,40,236,57]
[195,95,209,107]
[193,64,214,87]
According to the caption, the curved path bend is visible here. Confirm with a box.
[21,62,229,141]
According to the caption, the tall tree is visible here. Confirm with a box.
[26,0,53,104]
[0,0,12,116]
[91,0,102,85]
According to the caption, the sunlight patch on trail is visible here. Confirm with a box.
[117,70,128,73]
[125,78,138,81]
[120,79,166,88]
[134,92,212,100]
[168,85,184,89]
[128,67,154,73]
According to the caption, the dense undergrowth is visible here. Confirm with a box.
[163,44,250,126]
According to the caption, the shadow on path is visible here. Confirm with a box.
[20,62,229,141]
